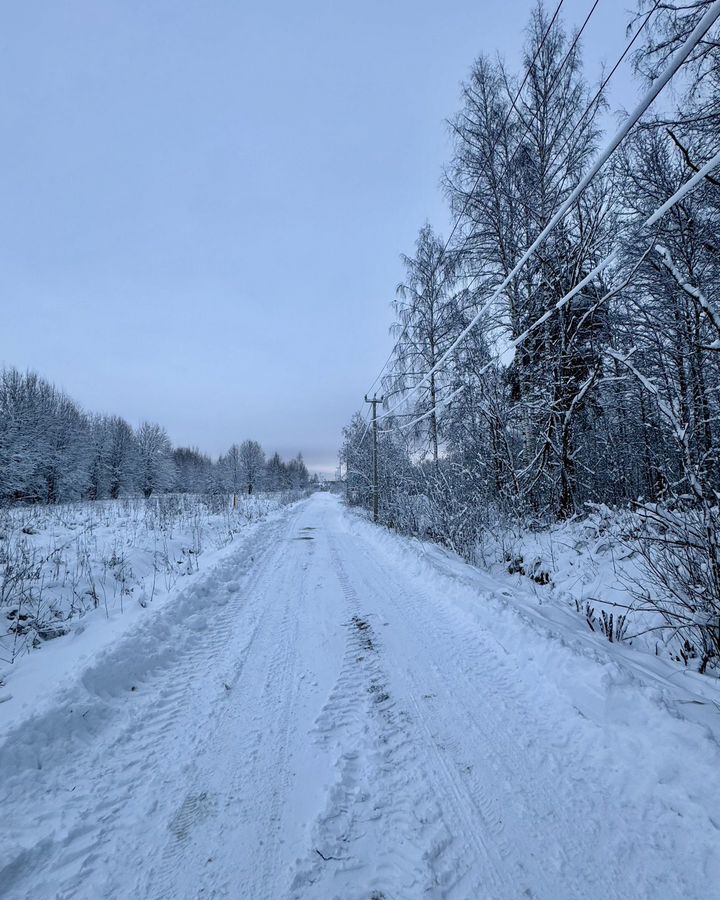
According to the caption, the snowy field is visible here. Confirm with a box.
[0,493,300,711]
[1,492,719,899]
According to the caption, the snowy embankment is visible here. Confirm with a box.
[355,507,720,700]
[469,503,720,680]
[357,505,720,724]
[0,493,299,726]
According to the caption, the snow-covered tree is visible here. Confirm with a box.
[136,422,175,497]
[173,447,213,493]
[238,440,265,494]
[382,224,468,466]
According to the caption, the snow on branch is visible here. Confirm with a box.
[655,244,720,347]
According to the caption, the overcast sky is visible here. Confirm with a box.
[0,0,641,473]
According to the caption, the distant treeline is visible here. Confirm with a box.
[0,368,311,504]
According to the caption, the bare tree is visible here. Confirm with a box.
[239,440,265,495]
[384,224,468,466]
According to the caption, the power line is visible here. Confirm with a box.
[381,146,720,437]
[363,0,570,399]
[548,0,663,179]
[369,0,660,413]
[379,385,465,435]
[376,0,720,426]
[355,0,710,455]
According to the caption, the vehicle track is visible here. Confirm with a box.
[1,508,303,899]
[3,494,712,900]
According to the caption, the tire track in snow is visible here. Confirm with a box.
[332,531,521,900]
[341,526,627,900]
[137,513,310,900]
[399,586,627,897]
[287,537,475,900]
[0,507,303,900]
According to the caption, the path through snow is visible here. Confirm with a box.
[2,493,719,899]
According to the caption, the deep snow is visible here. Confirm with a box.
[1,492,719,899]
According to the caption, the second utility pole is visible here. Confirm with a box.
[365,394,383,522]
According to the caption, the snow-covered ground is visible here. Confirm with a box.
[2,493,719,899]
[471,504,691,661]
[0,493,297,716]
[456,499,720,683]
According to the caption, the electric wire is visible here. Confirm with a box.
[374,0,720,427]
[379,146,720,435]
[369,0,661,422]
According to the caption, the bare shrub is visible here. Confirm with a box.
[624,503,720,672]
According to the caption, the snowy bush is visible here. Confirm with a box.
[624,503,720,673]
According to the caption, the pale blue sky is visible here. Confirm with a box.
[0,0,639,472]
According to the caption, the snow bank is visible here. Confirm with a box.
[344,505,720,733]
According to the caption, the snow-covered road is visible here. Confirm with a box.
[2,493,719,899]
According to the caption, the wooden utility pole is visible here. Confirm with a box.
[364,394,383,522]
